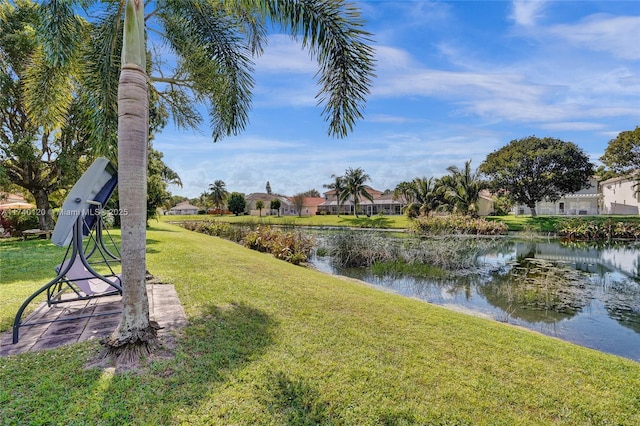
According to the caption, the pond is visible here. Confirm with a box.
[309,231,640,363]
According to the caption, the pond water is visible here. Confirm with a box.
[309,233,640,363]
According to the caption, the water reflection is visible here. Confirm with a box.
[311,234,640,362]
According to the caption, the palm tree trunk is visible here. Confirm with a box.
[104,63,157,351]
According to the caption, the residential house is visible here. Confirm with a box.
[514,177,600,216]
[168,201,199,215]
[318,186,404,215]
[477,190,495,216]
[600,174,639,215]
[292,197,325,216]
[246,193,294,216]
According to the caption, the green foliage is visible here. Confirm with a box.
[493,194,513,216]
[409,215,508,236]
[242,226,315,265]
[270,198,281,216]
[558,218,640,240]
[600,127,640,175]
[147,148,181,222]
[227,192,246,216]
[480,136,595,216]
[0,209,39,235]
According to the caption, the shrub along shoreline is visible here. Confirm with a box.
[1,221,639,424]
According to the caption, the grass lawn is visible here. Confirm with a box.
[1,222,639,424]
[159,213,410,229]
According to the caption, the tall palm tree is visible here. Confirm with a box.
[341,167,374,218]
[209,180,229,215]
[444,160,485,216]
[35,0,375,353]
[323,174,346,216]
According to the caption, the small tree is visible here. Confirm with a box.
[342,167,374,218]
[270,198,281,217]
[291,193,306,217]
[255,199,264,216]
[227,192,246,216]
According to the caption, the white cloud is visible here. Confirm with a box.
[549,14,640,60]
[510,0,547,27]
[254,34,317,73]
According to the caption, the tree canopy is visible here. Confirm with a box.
[227,192,246,216]
[480,136,594,216]
[599,127,640,176]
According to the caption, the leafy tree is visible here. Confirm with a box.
[208,179,229,215]
[255,199,264,216]
[323,174,346,216]
[341,167,374,217]
[37,0,375,354]
[302,189,320,197]
[227,192,246,216]
[480,136,594,216]
[291,193,306,217]
[147,147,181,222]
[0,1,92,230]
[442,160,486,216]
[270,198,281,217]
[599,127,640,175]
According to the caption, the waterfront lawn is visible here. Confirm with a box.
[1,222,639,424]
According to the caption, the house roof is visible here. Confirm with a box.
[0,192,28,205]
[170,202,199,211]
[323,185,383,197]
[301,197,325,207]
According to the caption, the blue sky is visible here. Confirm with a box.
[155,0,640,199]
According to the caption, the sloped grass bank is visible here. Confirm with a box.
[1,222,639,425]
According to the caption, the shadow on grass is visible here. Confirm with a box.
[338,216,393,229]
[265,371,331,424]
[0,302,278,424]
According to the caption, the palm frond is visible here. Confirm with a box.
[159,0,256,142]
[264,0,375,138]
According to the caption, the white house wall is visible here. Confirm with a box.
[601,177,640,215]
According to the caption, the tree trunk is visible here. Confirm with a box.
[104,64,157,352]
[32,189,54,230]
[529,206,537,217]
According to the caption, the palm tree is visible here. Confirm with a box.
[443,160,485,216]
[341,167,374,218]
[412,177,439,216]
[36,0,375,353]
[323,174,346,216]
[209,180,229,215]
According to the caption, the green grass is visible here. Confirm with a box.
[1,222,639,424]
[159,213,410,229]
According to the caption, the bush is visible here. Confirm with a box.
[409,215,508,236]
[557,218,640,240]
[0,209,39,236]
[241,226,315,265]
